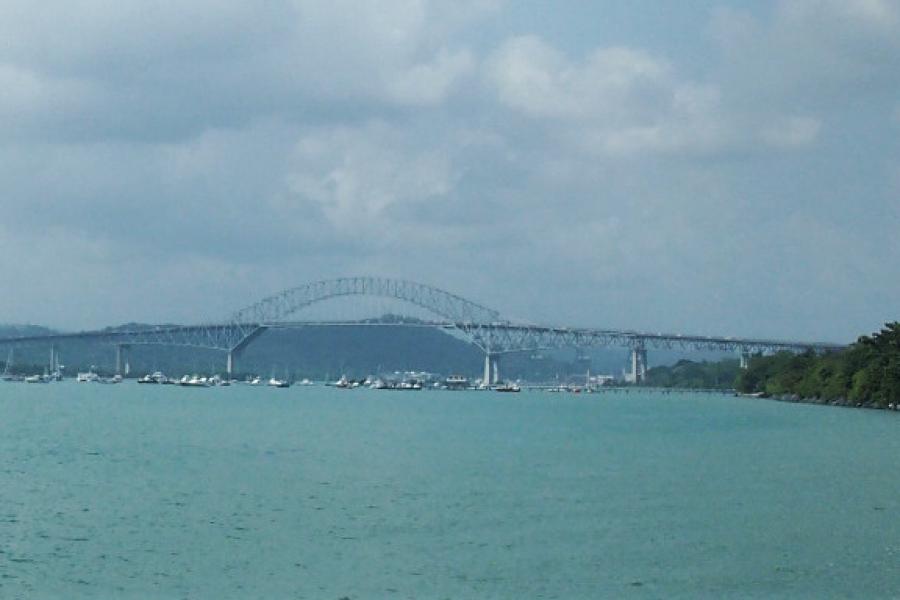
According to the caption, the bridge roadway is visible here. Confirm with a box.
[0,319,844,384]
[0,276,846,383]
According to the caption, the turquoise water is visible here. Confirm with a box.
[1,384,898,599]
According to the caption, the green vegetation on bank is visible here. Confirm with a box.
[645,359,741,390]
[736,322,900,408]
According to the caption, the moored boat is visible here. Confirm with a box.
[138,371,168,384]
[76,371,100,383]
[495,382,521,393]
[444,375,469,390]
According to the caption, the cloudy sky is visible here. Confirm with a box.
[1,0,898,341]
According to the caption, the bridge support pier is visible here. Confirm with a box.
[225,326,267,380]
[739,350,752,370]
[482,353,501,387]
[115,344,130,376]
[630,341,647,384]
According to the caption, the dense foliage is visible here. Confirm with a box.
[736,322,900,407]
[644,359,741,390]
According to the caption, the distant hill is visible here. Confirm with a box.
[0,324,57,338]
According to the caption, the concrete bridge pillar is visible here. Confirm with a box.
[482,353,501,387]
[115,344,130,376]
[630,340,647,384]
[739,350,752,370]
[225,326,267,379]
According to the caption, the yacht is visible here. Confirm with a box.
[179,375,208,387]
[268,377,290,388]
[76,371,100,383]
[138,371,168,384]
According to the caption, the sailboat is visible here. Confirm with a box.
[2,349,17,381]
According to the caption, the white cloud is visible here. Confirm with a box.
[485,36,728,156]
[385,48,476,106]
[285,122,454,225]
[760,115,822,148]
[487,36,669,120]
[0,1,489,143]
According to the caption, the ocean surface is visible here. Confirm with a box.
[1,383,898,599]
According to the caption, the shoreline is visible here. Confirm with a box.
[737,392,900,412]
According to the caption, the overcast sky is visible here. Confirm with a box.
[1,0,898,341]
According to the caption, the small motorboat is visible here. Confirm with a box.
[495,382,521,393]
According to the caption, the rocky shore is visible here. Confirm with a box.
[739,392,900,412]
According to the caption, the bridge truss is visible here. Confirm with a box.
[0,276,845,382]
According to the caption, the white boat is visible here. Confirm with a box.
[495,382,521,393]
[24,374,45,383]
[444,375,469,390]
[208,375,229,386]
[138,371,168,384]
[179,375,208,387]
[268,377,290,388]
[76,371,100,383]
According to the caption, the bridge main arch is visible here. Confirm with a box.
[229,276,503,326]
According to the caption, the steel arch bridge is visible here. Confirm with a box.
[0,276,846,381]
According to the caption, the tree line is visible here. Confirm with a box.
[641,322,900,407]
[735,322,900,407]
